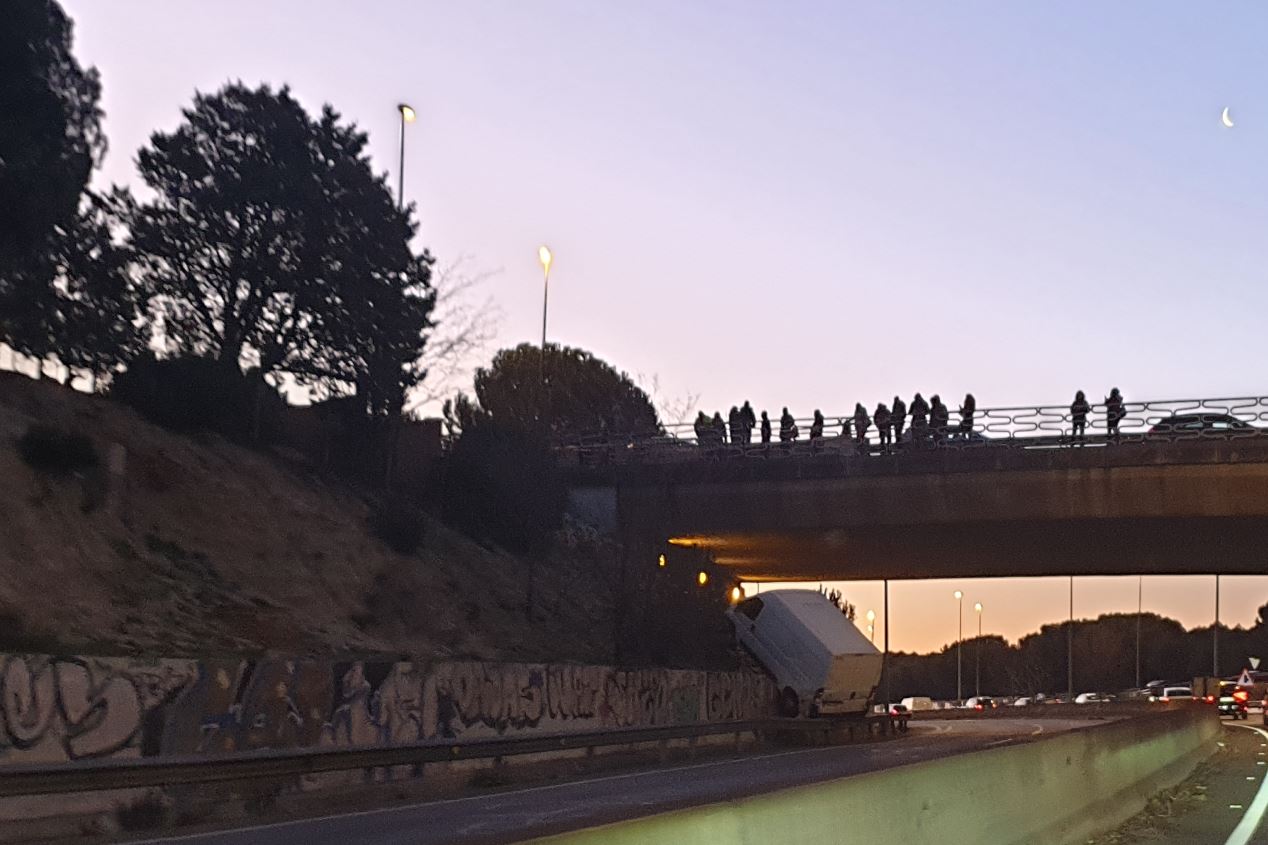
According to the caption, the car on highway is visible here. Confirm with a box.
[728,589,883,718]
[900,696,935,712]
[1215,684,1250,719]
[1146,413,1256,439]
[1150,685,1192,702]
[963,696,997,711]
[1074,692,1108,704]
[1011,696,1034,707]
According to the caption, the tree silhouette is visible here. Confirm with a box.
[128,83,433,416]
[0,0,106,369]
[459,343,660,442]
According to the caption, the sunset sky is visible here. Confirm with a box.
[61,0,1268,654]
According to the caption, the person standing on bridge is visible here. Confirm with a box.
[892,395,907,444]
[959,393,976,438]
[875,402,893,452]
[728,406,743,446]
[693,411,709,447]
[760,410,772,445]
[740,401,756,445]
[853,403,871,449]
[930,395,950,444]
[712,411,727,449]
[1105,388,1125,440]
[1070,390,1090,442]
[779,407,797,443]
[809,409,825,442]
[909,392,929,444]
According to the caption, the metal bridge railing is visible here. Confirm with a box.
[556,396,1268,465]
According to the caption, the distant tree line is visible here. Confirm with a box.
[886,608,1268,701]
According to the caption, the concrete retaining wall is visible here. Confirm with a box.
[534,708,1219,845]
[0,653,775,767]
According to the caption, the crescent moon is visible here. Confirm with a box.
[1221,107,1234,128]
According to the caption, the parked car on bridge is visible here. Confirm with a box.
[1146,413,1256,439]
[727,589,883,718]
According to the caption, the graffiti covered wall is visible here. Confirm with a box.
[0,654,775,766]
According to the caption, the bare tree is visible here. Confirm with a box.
[407,255,502,414]
[640,373,701,430]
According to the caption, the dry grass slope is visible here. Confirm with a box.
[0,372,613,662]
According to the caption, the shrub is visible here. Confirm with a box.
[436,423,565,554]
[111,354,284,442]
[370,500,426,555]
[17,424,98,474]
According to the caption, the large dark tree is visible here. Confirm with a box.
[129,83,434,416]
[0,0,107,366]
[459,343,660,442]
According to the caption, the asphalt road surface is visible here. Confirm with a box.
[1094,720,1268,845]
[127,718,1098,845]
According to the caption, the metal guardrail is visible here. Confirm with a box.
[0,718,839,796]
[556,395,1268,465]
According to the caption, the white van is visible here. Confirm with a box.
[728,589,883,717]
[901,696,935,712]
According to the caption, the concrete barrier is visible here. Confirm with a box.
[531,708,1219,845]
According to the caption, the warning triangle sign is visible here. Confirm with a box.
[1238,668,1254,687]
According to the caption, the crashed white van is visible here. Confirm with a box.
[728,589,883,718]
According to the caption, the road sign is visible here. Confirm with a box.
[1237,668,1254,687]
[1251,657,1261,670]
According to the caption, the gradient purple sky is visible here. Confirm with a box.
[61,1,1268,654]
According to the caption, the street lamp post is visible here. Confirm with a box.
[974,602,983,699]
[397,104,416,211]
[1068,576,1075,702]
[1136,575,1143,690]
[537,245,553,387]
[866,609,876,644]
[954,590,964,703]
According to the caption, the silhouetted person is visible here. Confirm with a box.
[693,411,709,447]
[959,393,976,437]
[1070,390,1090,441]
[712,411,727,447]
[760,411,772,444]
[875,403,893,451]
[728,405,742,445]
[740,401,756,445]
[892,396,907,443]
[810,409,825,441]
[1105,388,1125,440]
[853,403,871,447]
[910,393,929,443]
[930,395,949,443]
[779,407,797,443]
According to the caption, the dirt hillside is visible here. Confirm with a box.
[0,372,614,663]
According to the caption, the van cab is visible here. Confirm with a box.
[728,589,883,718]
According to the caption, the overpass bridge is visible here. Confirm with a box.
[562,396,1268,582]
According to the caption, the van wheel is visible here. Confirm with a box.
[779,688,800,718]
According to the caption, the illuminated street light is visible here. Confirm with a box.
[953,590,964,703]
[657,553,666,568]
[697,571,709,587]
[538,244,553,387]
[974,602,983,699]
[730,585,743,603]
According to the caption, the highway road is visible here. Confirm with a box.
[1090,721,1268,845]
[127,718,1100,845]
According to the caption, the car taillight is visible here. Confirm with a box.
[975,704,983,711]
[1206,695,1215,703]
[1161,696,1170,702]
